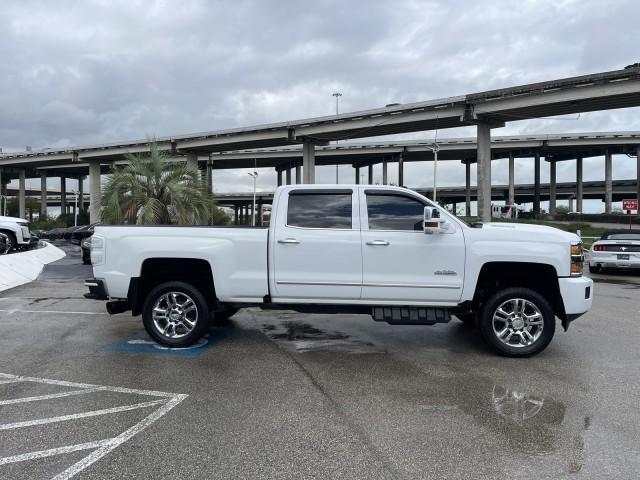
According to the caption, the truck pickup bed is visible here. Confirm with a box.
[86,184,593,357]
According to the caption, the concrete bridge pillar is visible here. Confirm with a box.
[60,175,67,215]
[206,160,213,194]
[382,159,388,185]
[354,166,360,184]
[285,166,292,185]
[276,168,282,187]
[508,153,515,205]
[465,160,471,217]
[40,173,47,219]
[295,163,301,184]
[533,153,541,216]
[78,176,85,212]
[398,153,404,186]
[549,159,557,215]
[186,153,198,172]
[89,160,101,223]
[302,142,316,184]
[576,156,583,213]
[476,123,492,222]
[18,170,26,219]
[234,205,239,225]
[367,164,373,184]
[604,150,613,213]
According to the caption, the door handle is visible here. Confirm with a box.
[366,240,390,246]
[278,238,300,244]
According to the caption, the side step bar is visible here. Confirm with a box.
[372,307,450,325]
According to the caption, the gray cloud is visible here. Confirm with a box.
[1,0,639,213]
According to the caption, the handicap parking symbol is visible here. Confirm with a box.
[105,328,230,356]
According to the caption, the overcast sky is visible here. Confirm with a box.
[1,0,639,212]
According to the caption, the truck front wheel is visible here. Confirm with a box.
[478,287,555,357]
[142,281,210,347]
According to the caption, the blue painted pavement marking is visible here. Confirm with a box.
[105,328,230,356]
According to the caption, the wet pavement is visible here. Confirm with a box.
[0,244,639,479]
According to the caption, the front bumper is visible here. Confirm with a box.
[84,278,108,300]
[558,276,593,329]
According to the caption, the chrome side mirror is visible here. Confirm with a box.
[424,206,446,234]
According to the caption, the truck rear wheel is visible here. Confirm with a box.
[142,281,210,347]
[478,287,555,357]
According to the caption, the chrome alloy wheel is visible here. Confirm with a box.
[491,298,544,348]
[151,292,199,339]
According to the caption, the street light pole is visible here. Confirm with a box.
[332,92,342,184]
[248,171,258,226]
[74,191,78,226]
[432,144,439,202]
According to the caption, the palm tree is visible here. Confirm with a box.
[101,142,218,225]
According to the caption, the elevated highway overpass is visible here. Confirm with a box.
[2,65,640,221]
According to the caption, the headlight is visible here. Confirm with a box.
[570,243,584,276]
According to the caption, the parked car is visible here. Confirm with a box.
[589,229,640,273]
[72,224,97,245]
[47,227,67,240]
[0,232,9,254]
[85,185,593,357]
[0,215,32,251]
[81,237,92,264]
[63,226,83,241]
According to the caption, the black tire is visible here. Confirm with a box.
[210,308,239,326]
[478,287,555,357]
[0,231,16,252]
[588,264,600,274]
[142,281,210,347]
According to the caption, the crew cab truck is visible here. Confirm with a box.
[0,215,32,251]
[85,185,593,357]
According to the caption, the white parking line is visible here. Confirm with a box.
[0,387,103,406]
[0,372,188,479]
[0,398,167,431]
[0,440,112,466]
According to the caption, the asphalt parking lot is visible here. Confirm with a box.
[1,245,639,479]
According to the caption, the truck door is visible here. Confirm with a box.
[271,188,362,300]
[360,190,465,303]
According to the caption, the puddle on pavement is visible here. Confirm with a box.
[262,320,378,353]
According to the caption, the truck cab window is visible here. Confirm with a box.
[287,192,352,229]
[366,194,425,231]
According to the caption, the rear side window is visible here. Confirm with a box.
[366,193,425,231]
[287,192,353,229]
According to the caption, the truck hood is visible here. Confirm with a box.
[0,215,28,223]
[479,222,580,243]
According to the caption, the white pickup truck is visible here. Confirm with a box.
[0,215,32,251]
[85,185,593,357]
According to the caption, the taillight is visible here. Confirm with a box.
[593,245,607,251]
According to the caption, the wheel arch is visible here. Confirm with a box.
[471,261,566,322]
[129,257,217,315]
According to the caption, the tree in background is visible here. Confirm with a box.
[101,142,227,225]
